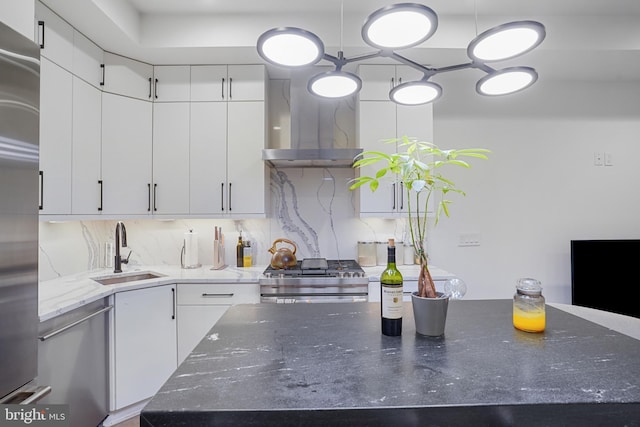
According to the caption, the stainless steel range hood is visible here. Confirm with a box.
[263,68,361,168]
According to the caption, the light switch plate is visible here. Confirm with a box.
[459,233,481,247]
[594,152,604,166]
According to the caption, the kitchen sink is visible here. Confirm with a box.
[91,271,165,286]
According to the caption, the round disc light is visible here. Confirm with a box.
[476,67,538,96]
[308,71,362,98]
[468,21,545,62]
[257,27,324,67]
[362,3,438,50]
[390,80,442,105]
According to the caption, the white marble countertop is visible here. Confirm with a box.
[38,263,454,322]
[38,264,265,322]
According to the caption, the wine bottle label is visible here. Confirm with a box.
[381,285,403,319]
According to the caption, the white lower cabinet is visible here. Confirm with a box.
[112,285,177,410]
[176,283,259,364]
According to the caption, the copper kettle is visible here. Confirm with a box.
[268,238,297,269]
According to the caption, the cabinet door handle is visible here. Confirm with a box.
[398,77,402,85]
[399,181,404,210]
[221,77,225,99]
[202,293,234,298]
[229,77,233,99]
[153,183,158,211]
[39,170,43,210]
[147,183,151,212]
[154,78,159,99]
[37,21,45,49]
[221,182,225,211]
[100,64,105,86]
[38,306,113,341]
[171,288,176,320]
[148,77,152,99]
[390,77,394,90]
[392,182,396,210]
[228,182,232,211]
[98,180,103,211]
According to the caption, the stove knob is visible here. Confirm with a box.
[338,272,346,278]
[278,273,285,279]
[264,272,272,278]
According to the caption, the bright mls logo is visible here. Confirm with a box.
[0,405,69,426]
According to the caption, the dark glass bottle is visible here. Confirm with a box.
[380,238,403,336]
[236,232,243,268]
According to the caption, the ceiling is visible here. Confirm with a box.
[41,0,640,83]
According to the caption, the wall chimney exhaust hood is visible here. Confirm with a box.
[263,68,361,168]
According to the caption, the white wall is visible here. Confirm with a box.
[0,0,35,40]
[429,79,640,303]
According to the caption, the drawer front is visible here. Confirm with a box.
[177,283,259,305]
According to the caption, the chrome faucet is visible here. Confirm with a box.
[114,221,130,273]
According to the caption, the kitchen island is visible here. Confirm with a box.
[141,300,640,426]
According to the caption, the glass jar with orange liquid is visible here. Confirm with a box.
[513,278,545,333]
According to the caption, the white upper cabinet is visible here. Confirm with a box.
[39,57,72,215]
[72,30,104,89]
[101,93,153,215]
[357,65,434,217]
[189,102,228,215]
[190,65,265,102]
[226,101,267,215]
[35,1,73,72]
[102,52,154,101]
[152,66,191,102]
[71,77,103,215]
[152,102,190,215]
[359,65,425,101]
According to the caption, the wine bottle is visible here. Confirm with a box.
[236,232,243,268]
[380,238,403,336]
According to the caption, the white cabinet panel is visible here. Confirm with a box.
[189,102,227,215]
[227,65,266,101]
[152,102,190,215]
[71,77,102,215]
[39,57,72,215]
[190,65,227,102]
[101,93,152,215]
[72,30,103,89]
[357,101,397,216]
[153,66,190,102]
[103,52,153,101]
[35,1,73,71]
[227,101,267,215]
[190,65,265,102]
[113,285,177,410]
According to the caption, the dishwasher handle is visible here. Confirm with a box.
[38,305,113,341]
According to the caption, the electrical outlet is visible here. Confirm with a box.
[605,152,613,166]
[594,152,603,166]
[459,233,481,247]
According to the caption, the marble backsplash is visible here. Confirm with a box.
[39,168,409,281]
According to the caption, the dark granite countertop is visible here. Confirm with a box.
[141,300,640,426]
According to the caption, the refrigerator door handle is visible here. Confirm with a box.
[0,385,51,405]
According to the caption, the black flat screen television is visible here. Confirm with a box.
[571,239,640,319]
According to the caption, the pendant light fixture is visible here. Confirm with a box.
[256,2,545,105]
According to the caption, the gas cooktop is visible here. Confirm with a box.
[262,258,366,278]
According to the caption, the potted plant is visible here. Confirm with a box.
[350,136,489,335]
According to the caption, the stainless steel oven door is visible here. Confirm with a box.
[260,280,369,303]
[261,293,369,303]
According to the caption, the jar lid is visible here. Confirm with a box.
[516,277,542,295]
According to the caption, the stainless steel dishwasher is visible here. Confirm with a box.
[38,298,111,427]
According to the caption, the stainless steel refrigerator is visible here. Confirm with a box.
[0,21,49,404]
